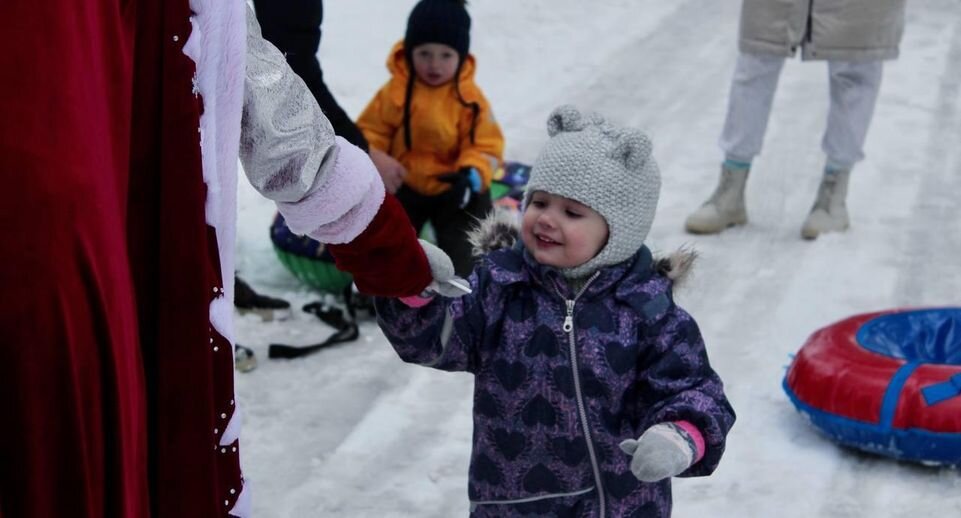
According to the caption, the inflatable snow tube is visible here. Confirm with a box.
[490,161,531,214]
[270,213,353,295]
[783,308,961,466]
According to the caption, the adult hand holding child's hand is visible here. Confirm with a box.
[417,239,471,298]
[399,240,470,307]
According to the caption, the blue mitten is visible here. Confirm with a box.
[618,423,698,482]
[437,167,482,209]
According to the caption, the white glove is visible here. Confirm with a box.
[418,240,471,298]
[619,423,697,482]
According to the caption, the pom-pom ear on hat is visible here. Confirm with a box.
[610,129,653,172]
[546,104,604,137]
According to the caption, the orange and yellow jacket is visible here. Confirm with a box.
[357,41,504,197]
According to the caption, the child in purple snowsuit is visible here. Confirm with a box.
[375,105,735,517]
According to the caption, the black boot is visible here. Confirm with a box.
[235,275,291,320]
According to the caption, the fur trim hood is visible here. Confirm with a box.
[468,208,695,285]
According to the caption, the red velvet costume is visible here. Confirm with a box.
[0,1,430,516]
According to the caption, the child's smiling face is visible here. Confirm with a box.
[411,43,460,86]
[521,191,609,269]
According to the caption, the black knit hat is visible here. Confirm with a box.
[404,0,471,58]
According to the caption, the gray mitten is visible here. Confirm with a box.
[619,423,697,482]
[419,240,471,298]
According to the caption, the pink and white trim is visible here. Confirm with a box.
[277,136,386,244]
[182,0,249,515]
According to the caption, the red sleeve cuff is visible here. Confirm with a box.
[327,194,432,297]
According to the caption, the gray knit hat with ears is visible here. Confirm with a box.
[525,105,661,278]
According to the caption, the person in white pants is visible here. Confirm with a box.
[686,0,906,239]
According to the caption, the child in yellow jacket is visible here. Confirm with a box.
[357,0,504,277]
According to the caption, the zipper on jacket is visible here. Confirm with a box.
[804,0,814,45]
[554,272,606,517]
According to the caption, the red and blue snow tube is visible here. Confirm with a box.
[783,308,961,466]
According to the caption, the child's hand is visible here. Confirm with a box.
[400,240,471,307]
[370,149,407,194]
[437,167,482,209]
[618,423,698,482]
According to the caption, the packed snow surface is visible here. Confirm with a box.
[235,1,961,516]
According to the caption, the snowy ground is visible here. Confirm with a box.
[234,1,961,516]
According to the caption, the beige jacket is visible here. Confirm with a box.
[739,0,906,61]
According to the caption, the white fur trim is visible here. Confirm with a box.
[220,403,242,446]
[183,0,246,317]
[182,0,247,506]
[228,481,252,518]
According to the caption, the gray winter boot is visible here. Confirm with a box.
[685,165,749,234]
[801,169,851,240]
